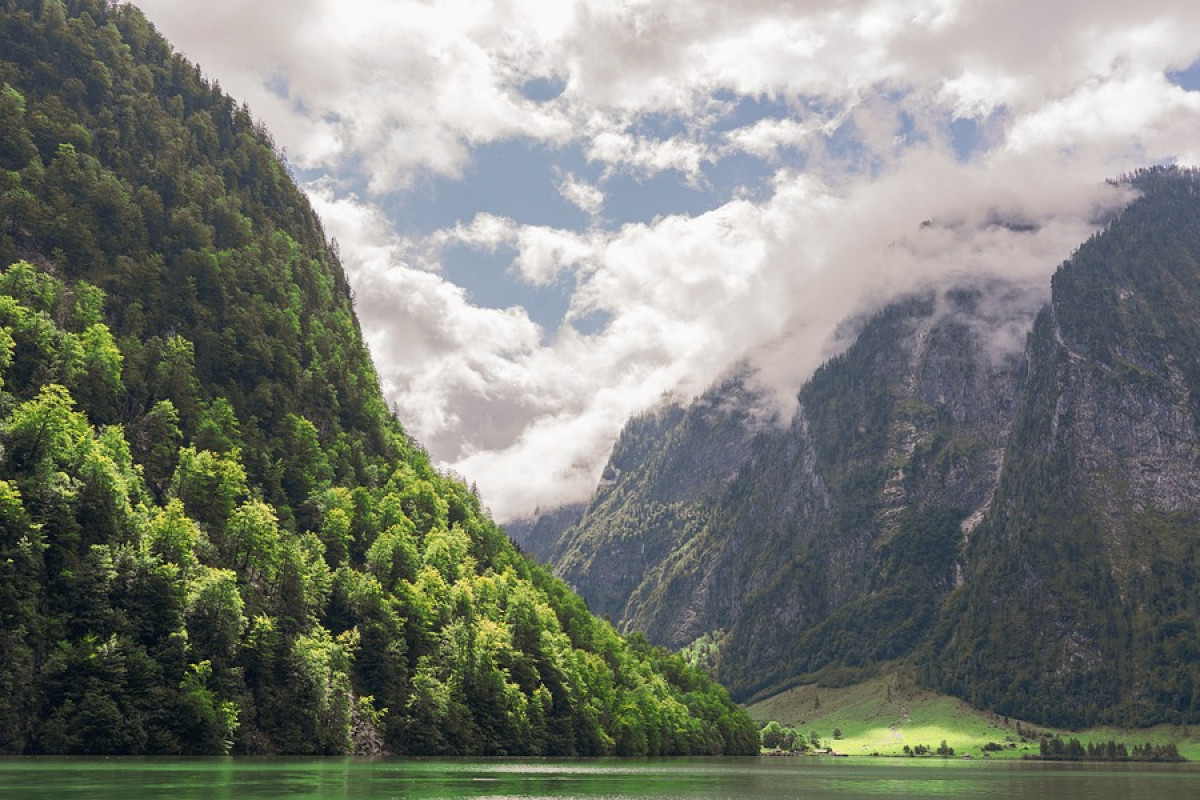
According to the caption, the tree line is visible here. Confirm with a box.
[1037,735,1183,763]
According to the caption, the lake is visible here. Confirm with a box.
[2,756,1199,799]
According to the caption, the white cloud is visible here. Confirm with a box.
[938,69,1026,119]
[513,226,596,285]
[586,130,711,183]
[135,0,575,192]
[1005,75,1200,157]
[557,173,605,217]
[132,0,1200,522]
[434,213,516,255]
[313,148,1130,522]
[422,213,596,286]
[136,0,1200,187]
[724,118,816,160]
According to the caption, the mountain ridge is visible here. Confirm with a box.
[518,167,1200,727]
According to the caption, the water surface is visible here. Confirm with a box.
[3,756,1199,799]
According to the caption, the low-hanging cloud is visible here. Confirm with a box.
[314,150,1132,521]
[135,0,1200,521]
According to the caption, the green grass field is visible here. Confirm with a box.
[744,670,1200,760]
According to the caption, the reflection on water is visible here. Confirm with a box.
[1,756,1198,799]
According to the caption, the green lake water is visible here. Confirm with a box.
[2,757,1199,799]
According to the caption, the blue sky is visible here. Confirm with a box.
[387,103,791,332]
[137,0,1200,520]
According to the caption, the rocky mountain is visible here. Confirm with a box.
[517,167,1200,728]
[0,0,755,756]
[929,168,1200,727]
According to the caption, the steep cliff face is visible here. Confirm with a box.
[547,377,763,624]
[930,169,1200,727]
[722,283,1036,700]
[522,168,1200,727]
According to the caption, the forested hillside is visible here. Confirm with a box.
[0,0,756,756]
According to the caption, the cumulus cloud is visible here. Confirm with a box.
[724,118,818,160]
[556,173,605,217]
[137,0,1200,187]
[135,0,575,191]
[586,130,712,183]
[134,0,1200,521]
[423,213,596,286]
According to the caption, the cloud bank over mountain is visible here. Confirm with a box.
[135,0,1200,520]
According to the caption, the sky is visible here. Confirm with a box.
[132,0,1200,522]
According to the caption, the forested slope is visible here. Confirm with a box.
[0,0,756,756]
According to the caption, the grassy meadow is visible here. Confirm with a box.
[745,671,1200,761]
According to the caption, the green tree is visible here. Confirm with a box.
[278,414,333,518]
[177,660,239,754]
[130,400,181,500]
[144,497,198,568]
[313,486,353,568]
[0,85,37,170]
[365,519,419,591]
[223,500,280,583]
[194,398,242,454]
[170,446,247,533]
[761,720,783,748]
[69,323,123,423]
[185,566,245,671]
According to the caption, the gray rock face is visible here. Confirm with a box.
[504,502,586,564]
[932,171,1200,726]
[544,375,765,626]
[1053,307,1200,521]
[717,285,1036,699]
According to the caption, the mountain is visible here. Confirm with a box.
[0,0,756,756]
[520,167,1200,728]
[929,168,1200,727]
[534,278,1039,691]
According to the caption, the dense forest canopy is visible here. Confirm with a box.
[0,0,757,755]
